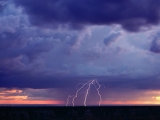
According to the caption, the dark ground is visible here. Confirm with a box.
[0,106,160,120]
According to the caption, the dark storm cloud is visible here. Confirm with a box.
[13,0,160,31]
[0,2,78,77]
[0,2,91,86]
[2,0,160,97]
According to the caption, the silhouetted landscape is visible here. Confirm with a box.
[1,106,160,120]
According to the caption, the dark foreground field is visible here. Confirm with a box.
[0,106,160,120]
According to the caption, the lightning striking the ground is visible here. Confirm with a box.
[84,80,94,106]
[72,81,91,107]
[95,80,102,106]
[66,80,104,106]
[66,95,72,106]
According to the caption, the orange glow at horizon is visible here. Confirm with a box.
[0,90,22,95]
[0,95,28,100]
[0,100,64,105]
[1,98,160,105]
[101,100,160,105]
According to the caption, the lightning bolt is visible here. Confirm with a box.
[66,80,104,106]
[95,80,102,106]
[72,81,91,107]
[66,95,72,106]
[84,80,94,106]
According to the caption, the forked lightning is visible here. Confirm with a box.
[66,80,104,106]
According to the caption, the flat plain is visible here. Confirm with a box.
[0,106,160,120]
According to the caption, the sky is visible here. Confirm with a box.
[1,0,160,106]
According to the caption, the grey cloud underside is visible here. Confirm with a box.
[13,0,160,31]
[1,75,160,91]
